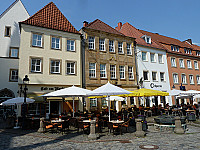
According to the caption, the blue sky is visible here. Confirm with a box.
[1,0,200,45]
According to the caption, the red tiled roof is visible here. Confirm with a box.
[85,19,125,36]
[139,29,191,49]
[183,41,200,51]
[118,22,165,50]
[20,2,79,34]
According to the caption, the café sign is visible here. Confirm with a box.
[150,83,162,88]
[41,87,64,91]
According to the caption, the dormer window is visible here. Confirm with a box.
[141,35,151,44]
[196,51,200,56]
[184,48,192,54]
[171,45,179,52]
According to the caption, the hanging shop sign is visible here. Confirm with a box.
[41,87,64,91]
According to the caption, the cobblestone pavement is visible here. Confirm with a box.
[0,119,200,150]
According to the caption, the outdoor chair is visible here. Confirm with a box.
[107,122,121,135]
[122,119,130,133]
[44,121,54,132]
[77,121,89,134]
[57,121,69,134]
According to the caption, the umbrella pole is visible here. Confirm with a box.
[73,97,75,117]
[108,95,110,122]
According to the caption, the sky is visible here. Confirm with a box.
[1,0,200,45]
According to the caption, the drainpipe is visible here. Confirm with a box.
[134,41,139,89]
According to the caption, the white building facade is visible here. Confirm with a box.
[0,0,29,102]
[137,45,172,106]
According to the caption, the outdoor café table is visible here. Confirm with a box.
[186,109,196,115]
[82,120,95,123]
[109,120,124,134]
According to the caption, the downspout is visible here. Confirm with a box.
[134,41,139,89]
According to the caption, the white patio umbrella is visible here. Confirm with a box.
[168,89,182,96]
[1,97,35,106]
[105,96,125,101]
[42,85,92,117]
[180,90,200,95]
[194,94,200,99]
[87,82,131,121]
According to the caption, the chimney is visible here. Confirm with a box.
[83,21,88,27]
[116,22,122,31]
[185,39,192,44]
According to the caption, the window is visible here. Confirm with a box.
[99,39,105,51]
[110,65,116,79]
[152,72,157,81]
[32,33,42,47]
[196,51,200,56]
[184,48,192,54]
[142,52,147,61]
[5,26,11,37]
[50,60,60,74]
[181,74,187,84]
[128,66,134,80]
[194,61,199,69]
[100,64,106,78]
[189,75,194,84]
[51,37,60,49]
[187,60,192,69]
[171,45,179,52]
[9,69,18,82]
[10,48,19,58]
[31,58,42,73]
[66,62,75,75]
[158,54,163,63]
[88,37,95,50]
[150,53,156,62]
[101,98,107,107]
[142,35,151,44]
[171,58,176,67]
[90,98,97,107]
[67,40,75,51]
[127,43,132,55]
[109,40,115,52]
[89,63,96,78]
[179,59,185,68]
[118,42,123,54]
[173,73,178,84]
[143,71,149,81]
[160,72,165,82]
[197,75,200,84]
[119,66,125,79]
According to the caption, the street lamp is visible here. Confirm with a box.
[22,75,29,129]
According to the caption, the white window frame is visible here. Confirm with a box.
[50,60,60,74]
[99,38,105,51]
[152,71,157,81]
[173,73,179,84]
[179,59,185,68]
[150,53,156,62]
[196,51,200,56]
[89,63,96,78]
[171,45,179,52]
[194,61,199,70]
[127,43,132,55]
[100,64,107,78]
[66,62,75,75]
[171,58,176,67]
[10,69,18,82]
[142,35,151,44]
[31,58,42,73]
[128,66,134,80]
[142,52,147,61]
[118,42,123,54]
[181,74,187,84]
[32,33,42,47]
[51,37,60,49]
[158,54,163,64]
[119,66,125,79]
[189,74,194,84]
[88,36,95,50]
[196,75,200,85]
[143,71,149,81]
[187,60,192,69]
[109,40,115,52]
[90,98,97,107]
[110,65,116,79]
[160,72,165,82]
[184,48,192,54]
[67,40,75,51]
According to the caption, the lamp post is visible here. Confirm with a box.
[22,75,29,129]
